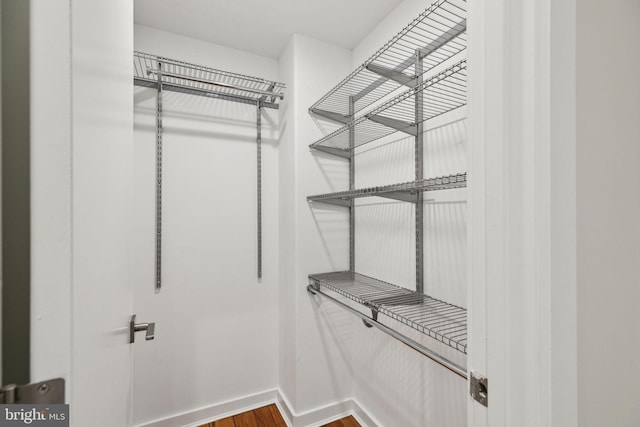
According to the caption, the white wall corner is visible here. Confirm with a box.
[277,389,380,427]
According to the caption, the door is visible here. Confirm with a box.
[3,0,135,425]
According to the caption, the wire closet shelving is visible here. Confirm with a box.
[309,0,466,118]
[306,0,468,379]
[134,51,285,107]
[134,51,285,291]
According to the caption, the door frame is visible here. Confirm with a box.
[467,0,577,425]
[29,1,134,425]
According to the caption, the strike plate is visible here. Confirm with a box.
[470,371,488,407]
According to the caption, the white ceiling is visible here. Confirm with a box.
[134,0,404,59]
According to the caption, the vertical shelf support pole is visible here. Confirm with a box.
[415,51,424,293]
[349,96,356,271]
[155,61,163,293]
[256,101,263,279]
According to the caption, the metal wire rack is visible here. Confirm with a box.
[309,0,466,119]
[134,51,285,108]
[309,271,467,354]
[310,59,466,152]
[134,51,285,290]
[305,2,467,377]
[308,173,466,206]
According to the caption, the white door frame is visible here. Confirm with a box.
[468,0,577,425]
[30,1,134,426]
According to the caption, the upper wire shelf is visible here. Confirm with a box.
[310,59,466,153]
[308,173,466,206]
[309,0,466,119]
[309,271,467,354]
[134,51,285,109]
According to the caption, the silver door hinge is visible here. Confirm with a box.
[0,378,65,404]
[470,371,488,407]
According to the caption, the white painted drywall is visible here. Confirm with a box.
[278,33,357,418]
[132,26,280,426]
[576,1,640,426]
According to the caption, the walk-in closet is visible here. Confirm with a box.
[1,0,639,426]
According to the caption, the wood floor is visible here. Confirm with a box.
[199,404,361,427]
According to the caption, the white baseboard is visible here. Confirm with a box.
[276,390,380,427]
[133,389,279,427]
[133,388,380,427]
[350,399,380,427]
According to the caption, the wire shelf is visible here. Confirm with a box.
[309,271,467,354]
[309,0,466,118]
[308,173,466,206]
[134,51,285,108]
[310,59,466,152]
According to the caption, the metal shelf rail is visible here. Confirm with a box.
[310,59,466,154]
[134,51,285,291]
[308,173,467,206]
[309,0,466,120]
[308,272,467,378]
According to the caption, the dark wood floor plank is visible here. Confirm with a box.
[213,416,235,427]
[200,404,359,427]
[253,405,276,427]
[322,417,361,427]
[234,411,259,427]
[266,404,287,427]
[340,416,361,427]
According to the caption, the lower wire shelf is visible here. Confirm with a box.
[307,271,467,378]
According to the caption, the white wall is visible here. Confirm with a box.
[576,1,640,426]
[278,33,356,421]
[132,26,281,426]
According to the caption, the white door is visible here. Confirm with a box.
[28,0,135,426]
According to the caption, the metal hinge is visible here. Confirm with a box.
[0,378,65,404]
[470,371,488,407]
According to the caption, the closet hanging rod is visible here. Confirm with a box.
[146,69,284,99]
[307,285,467,379]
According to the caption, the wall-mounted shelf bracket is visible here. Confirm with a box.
[312,145,351,159]
[309,108,351,124]
[309,197,351,208]
[378,191,418,203]
[362,303,379,328]
[367,115,417,136]
[365,63,417,88]
[417,19,468,59]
